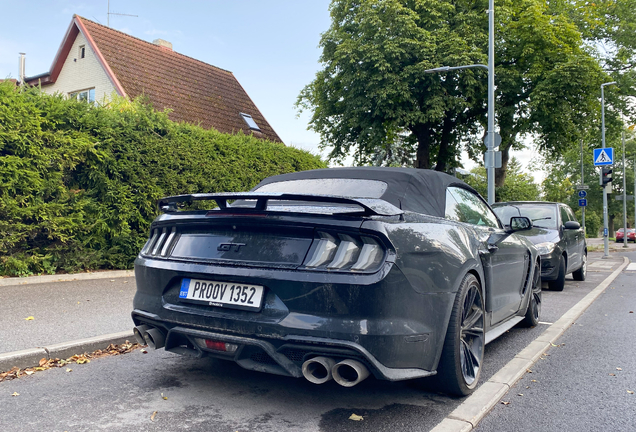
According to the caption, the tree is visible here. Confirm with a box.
[297,0,489,171]
[462,157,540,202]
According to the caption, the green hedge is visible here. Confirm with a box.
[0,82,325,276]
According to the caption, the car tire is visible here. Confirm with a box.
[548,256,566,291]
[572,252,587,281]
[519,262,541,327]
[434,273,484,396]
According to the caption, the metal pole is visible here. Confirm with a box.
[600,82,616,258]
[486,0,495,205]
[581,140,586,236]
[622,127,628,247]
[601,85,609,257]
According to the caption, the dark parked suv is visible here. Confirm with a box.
[492,202,586,291]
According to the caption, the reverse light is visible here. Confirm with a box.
[535,241,556,256]
[194,338,238,353]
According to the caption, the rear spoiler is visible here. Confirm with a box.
[158,192,404,217]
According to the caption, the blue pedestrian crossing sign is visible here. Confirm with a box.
[593,148,613,166]
[579,199,587,207]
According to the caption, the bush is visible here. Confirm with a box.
[0,82,325,276]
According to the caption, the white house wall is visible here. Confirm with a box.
[40,32,116,102]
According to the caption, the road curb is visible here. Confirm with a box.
[0,270,134,287]
[0,330,134,373]
[430,256,630,432]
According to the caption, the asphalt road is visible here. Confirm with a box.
[0,252,628,431]
[475,251,636,432]
[0,277,135,353]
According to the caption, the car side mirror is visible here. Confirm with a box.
[564,221,581,230]
[507,216,533,233]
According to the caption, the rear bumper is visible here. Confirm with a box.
[132,310,435,381]
[132,256,456,380]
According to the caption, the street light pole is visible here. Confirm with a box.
[622,125,628,248]
[424,0,497,204]
[601,81,616,258]
[486,0,496,205]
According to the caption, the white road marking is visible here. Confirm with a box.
[626,263,636,271]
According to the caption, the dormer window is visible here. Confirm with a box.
[240,113,261,131]
[79,45,86,59]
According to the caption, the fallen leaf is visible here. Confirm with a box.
[66,368,72,372]
[150,411,157,422]
[123,281,129,283]
[531,379,538,382]
[11,392,19,396]
[39,358,47,367]
[25,371,34,376]
[24,316,34,321]
[617,367,622,371]
[526,369,533,373]
[628,391,634,394]
[526,386,530,389]
[141,349,148,354]
[610,373,616,376]
[501,401,511,405]
[518,393,524,396]
[161,393,168,400]
[110,279,115,282]
[349,414,364,421]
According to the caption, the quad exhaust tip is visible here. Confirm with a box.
[302,357,370,387]
[133,325,150,345]
[332,359,370,387]
[302,356,336,384]
[133,325,166,350]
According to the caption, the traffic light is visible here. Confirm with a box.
[601,167,613,186]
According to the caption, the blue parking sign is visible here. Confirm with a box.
[578,199,587,207]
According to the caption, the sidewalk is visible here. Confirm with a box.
[475,251,636,432]
[0,271,135,371]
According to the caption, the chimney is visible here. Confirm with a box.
[153,39,173,51]
[18,53,26,84]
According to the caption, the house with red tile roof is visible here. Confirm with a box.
[25,15,282,142]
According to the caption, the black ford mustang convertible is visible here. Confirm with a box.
[132,167,541,396]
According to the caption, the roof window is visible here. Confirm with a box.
[240,113,261,131]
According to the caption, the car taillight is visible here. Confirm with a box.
[304,232,385,272]
[141,226,178,257]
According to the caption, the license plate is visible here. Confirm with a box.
[179,278,264,311]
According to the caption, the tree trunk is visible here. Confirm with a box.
[413,125,432,169]
[436,116,454,172]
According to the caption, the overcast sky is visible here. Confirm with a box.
[0,0,541,181]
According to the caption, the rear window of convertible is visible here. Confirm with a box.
[255,179,388,199]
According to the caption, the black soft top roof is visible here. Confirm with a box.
[252,167,479,218]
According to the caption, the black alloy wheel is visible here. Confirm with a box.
[520,262,542,327]
[572,252,587,281]
[435,273,485,396]
[548,255,566,291]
